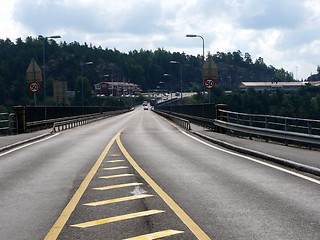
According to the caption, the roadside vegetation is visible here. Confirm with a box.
[186,86,320,119]
[0,37,319,119]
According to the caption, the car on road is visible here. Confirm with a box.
[144,106,148,110]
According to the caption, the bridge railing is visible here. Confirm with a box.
[154,106,320,147]
[12,105,132,133]
[217,109,320,135]
[214,109,320,147]
[0,113,17,135]
[152,109,191,130]
[51,109,131,133]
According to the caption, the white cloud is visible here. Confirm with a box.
[0,0,319,79]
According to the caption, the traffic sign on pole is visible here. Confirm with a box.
[204,78,215,89]
[202,56,218,80]
[26,58,42,83]
[29,82,40,93]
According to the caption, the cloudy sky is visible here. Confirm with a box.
[0,0,319,80]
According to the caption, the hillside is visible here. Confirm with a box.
[0,37,300,107]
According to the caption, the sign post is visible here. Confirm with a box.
[202,56,218,103]
[29,82,40,93]
[204,78,215,89]
[26,58,42,106]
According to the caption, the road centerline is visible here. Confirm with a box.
[44,134,117,240]
[116,131,211,240]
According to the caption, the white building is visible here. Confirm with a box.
[239,81,320,92]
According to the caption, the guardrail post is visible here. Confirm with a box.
[249,115,253,139]
[285,118,288,131]
[215,104,227,133]
[13,106,26,133]
[9,113,17,134]
[308,121,312,135]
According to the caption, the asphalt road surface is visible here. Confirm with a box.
[0,106,319,240]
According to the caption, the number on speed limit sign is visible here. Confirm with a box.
[204,78,215,89]
[29,82,40,93]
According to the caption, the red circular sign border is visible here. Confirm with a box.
[29,82,40,93]
[204,78,215,89]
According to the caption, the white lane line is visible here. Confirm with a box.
[0,133,60,157]
[181,130,320,185]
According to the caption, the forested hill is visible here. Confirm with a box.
[0,36,297,106]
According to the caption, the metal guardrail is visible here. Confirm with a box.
[51,109,131,133]
[153,109,191,130]
[215,109,320,146]
[154,108,320,147]
[214,119,320,146]
[24,109,131,132]
[0,113,17,134]
[217,109,320,136]
[153,109,213,129]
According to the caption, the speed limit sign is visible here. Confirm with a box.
[29,82,40,93]
[204,78,215,89]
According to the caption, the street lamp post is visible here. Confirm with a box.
[81,61,93,113]
[170,61,182,99]
[40,35,62,105]
[186,34,204,63]
[186,34,205,101]
[163,73,171,100]
[39,34,61,119]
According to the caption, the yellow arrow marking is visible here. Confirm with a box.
[70,210,165,228]
[83,194,153,206]
[124,229,184,240]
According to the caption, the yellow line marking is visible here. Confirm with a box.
[110,154,121,157]
[116,133,211,240]
[70,210,165,228]
[99,173,134,179]
[44,134,117,240]
[106,160,125,163]
[103,166,129,170]
[83,194,153,206]
[93,182,143,191]
[124,229,184,240]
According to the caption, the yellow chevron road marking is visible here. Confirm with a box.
[93,182,143,191]
[106,160,125,163]
[44,133,117,240]
[83,194,153,206]
[116,132,211,240]
[103,166,129,170]
[110,154,121,157]
[99,173,134,179]
[124,229,184,240]
[70,210,165,228]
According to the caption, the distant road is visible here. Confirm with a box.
[0,106,319,240]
